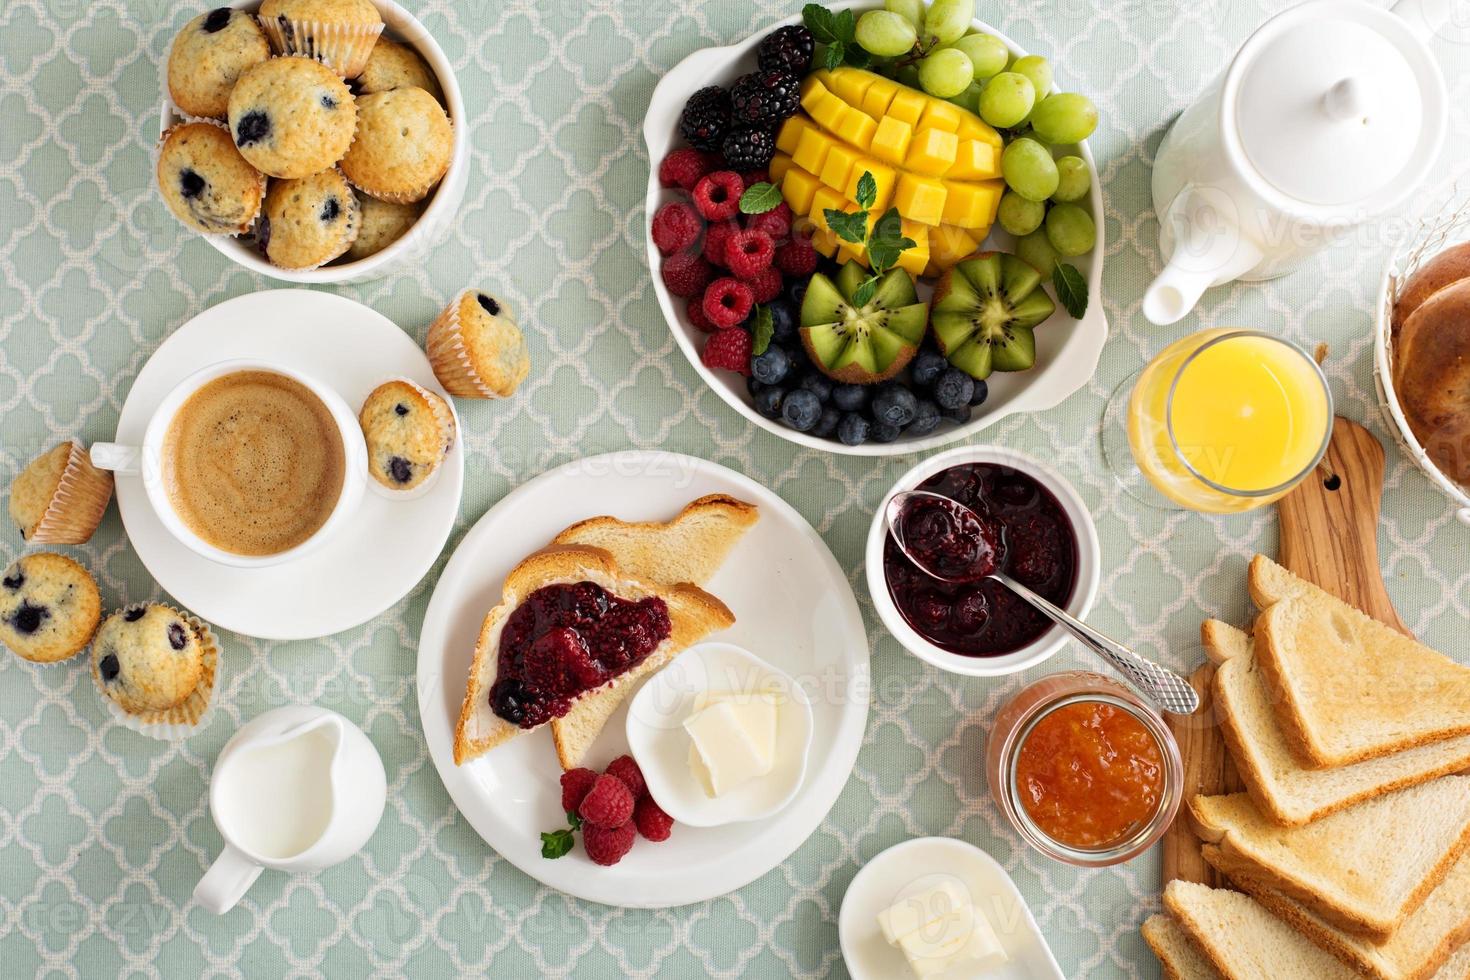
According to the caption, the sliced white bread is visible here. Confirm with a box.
[452,546,735,765]
[1191,779,1470,941]
[1207,846,1470,980]
[546,495,756,768]
[1142,913,1225,980]
[1163,879,1360,979]
[1204,620,1470,826]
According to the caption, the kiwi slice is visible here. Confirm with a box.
[799,262,928,384]
[930,252,1057,381]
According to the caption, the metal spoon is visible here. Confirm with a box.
[885,490,1200,716]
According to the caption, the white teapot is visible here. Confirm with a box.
[1142,0,1449,325]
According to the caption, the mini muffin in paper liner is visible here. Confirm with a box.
[260,166,361,270]
[426,289,530,399]
[359,375,458,499]
[155,117,267,239]
[259,17,384,79]
[91,605,219,742]
[26,440,114,545]
[339,90,453,205]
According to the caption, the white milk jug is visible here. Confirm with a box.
[1142,0,1448,324]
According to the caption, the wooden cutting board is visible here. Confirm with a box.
[1161,417,1411,887]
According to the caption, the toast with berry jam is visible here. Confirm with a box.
[452,545,735,765]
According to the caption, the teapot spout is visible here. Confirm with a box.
[1144,186,1265,325]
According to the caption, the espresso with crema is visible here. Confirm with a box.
[163,371,346,556]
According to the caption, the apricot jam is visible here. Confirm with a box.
[1014,699,1165,850]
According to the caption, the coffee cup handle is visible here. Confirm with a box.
[90,443,141,476]
[194,844,264,915]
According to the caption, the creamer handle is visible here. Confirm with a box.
[89,443,141,476]
[194,844,263,915]
[1392,0,1453,42]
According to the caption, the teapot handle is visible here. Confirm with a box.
[1392,0,1452,42]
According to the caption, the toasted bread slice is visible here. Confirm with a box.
[452,546,735,765]
[1143,913,1225,980]
[1246,554,1314,609]
[1208,847,1470,980]
[1207,622,1470,826]
[1191,779,1470,941]
[1164,880,1360,979]
[547,495,756,769]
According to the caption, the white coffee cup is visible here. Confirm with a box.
[194,706,387,915]
[91,359,367,568]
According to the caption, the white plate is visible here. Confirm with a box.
[643,6,1109,456]
[839,837,1063,980]
[112,289,463,639]
[416,451,870,908]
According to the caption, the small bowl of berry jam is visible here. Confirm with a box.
[865,446,1100,677]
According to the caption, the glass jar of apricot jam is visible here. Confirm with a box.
[985,672,1183,866]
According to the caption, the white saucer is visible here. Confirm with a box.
[416,451,870,908]
[839,837,1064,980]
[112,290,464,640]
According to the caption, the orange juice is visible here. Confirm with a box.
[1126,329,1331,513]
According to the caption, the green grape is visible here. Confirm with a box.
[945,80,983,114]
[1016,229,1061,274]
[918,48,973,98]
[1001,138,1058,202]
[893,63,922,90]
[947,33,1009,80]
[921,0,974,45]
[884,0,926,29]
[1030,92,1099,144]
[1052,156,1090,202]
[855,10,919,58]
[977,72,1035,129]
[1045,202,1095,256]
[1010,55,1052,98]
[997,191,1045,236]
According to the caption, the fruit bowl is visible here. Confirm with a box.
[643,6,1108,456]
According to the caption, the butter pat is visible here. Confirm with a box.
[684,691,779,797]
[877,875,1008,978]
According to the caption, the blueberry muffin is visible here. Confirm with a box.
[91,604,218,728]
[260,167,360,268]
[345,194,420,261]
[358,380,456,491]
[259,0,384,78]
[0,554,101,664]
[228,56,356,179]
[9,440,114,544]
[157,121,266,236]
[167,7,272,119]
[339,87,452,203]
[426,290,531,399]
[355,38,442,103]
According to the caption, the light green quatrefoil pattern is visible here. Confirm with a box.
[2,1,1469,977]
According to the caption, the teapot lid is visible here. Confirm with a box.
[1228,0,1445,212]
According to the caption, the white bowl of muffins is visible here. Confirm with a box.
[156,0,469,284]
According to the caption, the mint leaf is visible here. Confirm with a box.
[1052,262,1088,318]
[739,181,783,215]
[865,207,916,273]
[541,828,575,859]
[751,305,774,356]
[852,277,878,308]
[832,7,857,42]
[854,171,877,211]
[825,208,869,244]
[566,811,582,831]
[844,45,872,69]
[802,3,839,43]
[823,42,845,70]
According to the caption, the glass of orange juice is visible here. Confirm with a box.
[1102,329,1333,513]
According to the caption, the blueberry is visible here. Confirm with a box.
[785,278,808,308]
[320,196,341,222]
[910,349,947,389]
[124,607,146,622]
[837,412,869,446]
[933,368,975,411]
[872,384,918,427]
[3,568,23,590]
[256,216,271,253]
[746,376,769,397]
[969,378,990,407]
[202,7,232,32]
[234,110,271,147]
[751,346,792,386]
[98,652,121,683]
[477,293,500,316]
[320,93,338,109]
[870,420,902,443]
[388,456,413,484]
[908,399,941,436]
[812,406,840,438]
[754,385,784,419]
[831,384,868,412]
[394,402,409,416]
[781,389,822,431]
[167,621,189,651]
[767,298,798,344]
[10,601,46,635]
[799,373,834,403]
[179,168,205,200]
[941,403,973,425]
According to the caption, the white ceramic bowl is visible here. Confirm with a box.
[864,444,1100,677]
[158,0,469,284]
[643,6,1109,456]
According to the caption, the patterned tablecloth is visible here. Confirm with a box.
[3,0,1470,976]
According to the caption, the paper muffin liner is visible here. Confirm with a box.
[262,167,362,270]
[29,440,114,545]
[156,117,268,239]
[361,375,458,500]
[92,605,219,742]
[259,16,384,79]
[426,289,512,399]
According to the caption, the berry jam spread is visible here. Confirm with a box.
[895,493,1001,582]
[489,582,670,729]
[884,463,1078,656]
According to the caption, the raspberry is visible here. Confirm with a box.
[651,201,702,255]
[578,774,635,829]
[692,171,743,221]
[604,755,647,800]
[633,797,674,842]
[703,220,740,267]
[749,266,783,303]
[582,822,636,866]
[748,203,792,244]
[726,229,775,278]
[661,248,713,298]
[687,296,715,332]
[702,328,753,375]
[702,278,754,329]
[776,237,818,277]
[658,148,718,191]
[560,768,598,813]
[740,169,769,190]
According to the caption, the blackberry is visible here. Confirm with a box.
[757,26,815,75]
[721,127,775,171]
[679,86,731,152]
[729,70,801,127]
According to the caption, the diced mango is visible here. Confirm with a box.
[845,161,896,211]
[940,179,1003,229]
[894,173,947,226]
[834,107,877,150]
[803,86,847,133]
[820,144,861,193]
[862,78,898,119]
[930,224,981,268]
[780,165,821,215]
[869,115,913,166]
[810,227,838,257]
[948,139,1000,180]
[791,126,833,176]
[776,116,811,156]
[899,218,929,249]
[801,73,829,98]
[830,68,876,107]
[886,88,926,127]
[956,114,1003,147]
[837,238,867,266]
[769,152,794,183]
[810,187,849,232]
[907,128,959,177]
[894,236,929,277]
[919,101,963,133]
